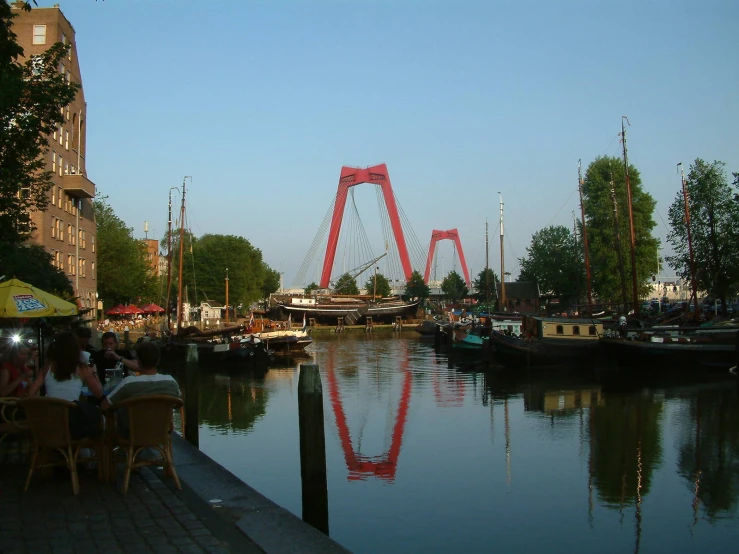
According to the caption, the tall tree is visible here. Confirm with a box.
[0,3,79,243]
[94,198,156,306]
[666,159,739,312]
[304,282,319,295]
[582,156,659,306]
[0,242,73,298]
[441,270,468,302]
[333,272,359,295]
[518,225,585,310]
[365,272,391,299]
[472,267,499,306]
[404,270,430,302]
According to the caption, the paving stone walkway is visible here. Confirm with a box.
[0,462,263,554]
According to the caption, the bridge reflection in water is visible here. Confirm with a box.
[182,335,739,554]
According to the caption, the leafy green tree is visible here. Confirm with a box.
[333,272,359,295]
[473,267,499,306]
[260,263,280,300]
[666,159,739,313]
[518,225,585,310]
[365,272,391,299]
[582,156,659,307]
[404,270,430,302]
[94,198,156,306]
[0,242,73,298]
[441,270,468,302]
[0,3,79,243]
[304,282,319,295]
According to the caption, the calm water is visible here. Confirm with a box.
[174,333,739,553]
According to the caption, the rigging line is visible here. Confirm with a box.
[294,196,336,287]
[654,207,671,234]
[395,193,426,270]
[601,133,620,158]
[546,187,580,228]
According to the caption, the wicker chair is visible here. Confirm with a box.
[0,397,28,444]
[107,394,183,494]
[19,397,104,495]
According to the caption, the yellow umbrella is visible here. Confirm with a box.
[0,278,78,318]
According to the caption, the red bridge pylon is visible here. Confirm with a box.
[423,229,471,287]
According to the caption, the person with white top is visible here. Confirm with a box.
[28,331,104,438]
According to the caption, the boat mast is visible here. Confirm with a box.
[176,177,188,331]
[578,160,593,313]
[679,163,699,315]
[166,188,174,331]
[610,172,629,313]
[499,193,506,311]
[621,116,639,314]
[485,220,491,310]
[225,267,229,324]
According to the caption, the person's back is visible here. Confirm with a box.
[102,341,179,437]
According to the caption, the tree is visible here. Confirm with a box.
[441,270,468,302]
[0,3,79,243]
[260,263,280,300]
[304,282,319,295]
[582,156,659,307]
[365,272,391,299]
[333,272,359,295]
[94,198,156,306]
[0,242,73,298]
[472,267,499,306]
[666,159,739,312]
[518,225,585,310]
[404,270,430,302]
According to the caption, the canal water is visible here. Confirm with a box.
[173,332,739,553]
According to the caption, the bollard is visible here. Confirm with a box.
[298,363,329,534]
[185,344,199,448]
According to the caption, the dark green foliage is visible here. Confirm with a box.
[0,242,73,298]
[404,270,430,301]
[666,159,739,311]
[93,198,156,306]
[304,282,319,295]
[365,272,391,299]
[518,225,585,310]
[582,156,659,305]
[0,3,79,243]
[333,272,359,295]
[473,267,499,305]
[441,270,468,302]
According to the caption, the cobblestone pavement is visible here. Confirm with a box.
[0,463,263,554]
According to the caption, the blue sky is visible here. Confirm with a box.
[46,0,738,287]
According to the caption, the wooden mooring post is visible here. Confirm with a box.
[298,363,329,534]
[185,343,199,448]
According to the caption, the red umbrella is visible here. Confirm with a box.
[105,305,124,315]
[141,303,165,314]
[128,305,144,315]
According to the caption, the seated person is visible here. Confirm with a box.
[101,341,180,437]
[28,331,104,438]
[0,342,37,397]
[74,326,97,358]
[92,331,139,386]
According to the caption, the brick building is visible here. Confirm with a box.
[10,2,98,312]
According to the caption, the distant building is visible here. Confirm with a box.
[11,2,97,311]
[143,239,160,276]
[497,282,540,314]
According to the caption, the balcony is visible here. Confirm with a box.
[63,172,95,198]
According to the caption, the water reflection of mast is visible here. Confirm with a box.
[587,404,594,528]
[634,404,643,554]
[505,396,511,489]
[691,397,702,530]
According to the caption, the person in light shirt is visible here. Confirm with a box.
[101,341,180,438]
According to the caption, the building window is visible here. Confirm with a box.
[79,229,86,249]
[573,326,580,336]
[58,126,63,145]
[57,187,62,208]
[589,326,597,336]
[91,234,95,253]
[64,161,69,175]
[55,251,62,269]
[66,70,70,84]
[91,261,95,280]
[67,254,75,275]
[55,218,63,241]
[62,33,66,45]
[51,217,56,239]
[53,127,57,141]
[556,325,564,335]
[66,105,70,120]
[51,176,56,202]
[79,258,86,278]
[32,25,46,45]
[64,129,69,150]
